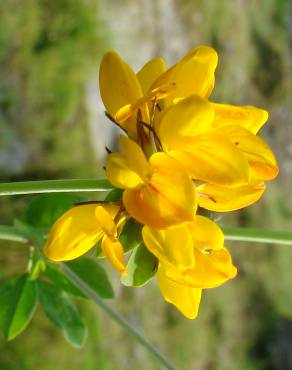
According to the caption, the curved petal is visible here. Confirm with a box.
[99,51,142,135]
[115,84,175,123]
[212,102,269,134]
[106,153,144,189]
[151,46,218,106]
[137,57,167,95]
[106,136,150,190]
[157,95,215,150]
[95,205,117,236]
[101,236,127,275]
[157,267,202,319]
[163,247,237,289]
[142,225,195,271]
[188,215,224,251]
[44,204,118,261]
[120,136,150,179]
[197,182,266,212]
[220,125,279,181]
[170,132,250,185]
[123,153,196,229]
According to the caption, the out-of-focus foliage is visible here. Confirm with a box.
[0,194,115,349]
[0,0,106,178]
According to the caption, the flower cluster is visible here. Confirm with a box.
[44,46,278,319]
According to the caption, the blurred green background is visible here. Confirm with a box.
[1,0,292,369]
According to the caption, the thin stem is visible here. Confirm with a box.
[0,179,113,196]
[60,263,178,370]
[223,227,292,246]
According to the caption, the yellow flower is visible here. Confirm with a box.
[106,135,196,229]
[156,95,278,211]
[99,46,217,136]
[150,45,218,107]
[99,51,172,137]
[44,203,127,275]
[142,216,237,319]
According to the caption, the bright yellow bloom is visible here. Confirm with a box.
[156,95,278,211]
[106,135,196,229]
[99,51,171,137]
[150,45,218,107]
[99,46,218,136]
[142,216,237,319]
[99,47,278,214]
[44,203,127,275]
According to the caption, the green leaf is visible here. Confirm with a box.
[121,244,157,287]
[66,258,114,299]
[119,218,143,253]
[24,193,83,228]
[13,219,44,247]
[104,188,123,202]
[37,280,87,348]
[0,275,38,340]
[44,264,86,298]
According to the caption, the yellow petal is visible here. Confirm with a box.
[99,51,142,135]
[137,57,167,95]
[115,84,175,123]
[212,102,269,134]
[119,136,150,179]
[44,204,118,261]
[157,267,202,319]
[142,225,195,271]
[106,153,144,189]
[219,125,279,181]
[151,46,218,106]
[106,136,150,190]
[188,215,224,252]
[101,236,127,275]
[170,132,250,185]
[95,205,117,236]
[163,247,237,289]
[157,95,215,150]
[123,153,196,229]
[197,182,266,212]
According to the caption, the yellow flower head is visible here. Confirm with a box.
[44,45,280,320]
[106,135,196,229]
[156,95,278,211]
[142,216,237,319]
[44,203,127,275]
[99,51,172,137]
[99,46,218,137]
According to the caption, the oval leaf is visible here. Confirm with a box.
[104,188,123,202]
[121,244,157,287]
[0,275,38,340]
[119,218,143,253]
[66,258,114,299]
[44,264,86,298]
[37,280,87,348]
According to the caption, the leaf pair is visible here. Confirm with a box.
[0,256,114,347]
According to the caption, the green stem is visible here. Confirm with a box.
[223,227,292,246]
[0,225,178,370]
[60,263,178,370]
[0,179,113,196]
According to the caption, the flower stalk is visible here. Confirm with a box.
[224,227,292,246]
[0,179,113,196]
